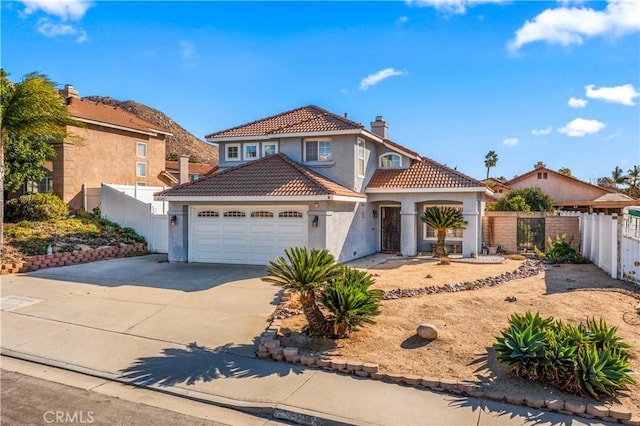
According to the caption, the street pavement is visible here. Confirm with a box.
[0,255,614,425]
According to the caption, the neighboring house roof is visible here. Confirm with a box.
[165,161,217,176]
[505,165,614,196]
[156,153,366,201]
[205,105,419,159]
[367,157,486,192]
[67,97,172,137]
[593,192,635,202]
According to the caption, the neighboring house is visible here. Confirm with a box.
[156,105,489,265]
[162,156,217,186]
[495,162,637,214]
[50,85,172,212]
[481,178,510,199]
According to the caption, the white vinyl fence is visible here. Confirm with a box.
[620,207,640,285]
[101,184,168,253]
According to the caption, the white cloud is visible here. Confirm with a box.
[406,0,506,15]
[359,68,406,91]
[532,127,553,136]
[502,137,519,147]
[508,0,640,51]
[558,118,605,137]
[21,0,92,21]
[397,15,409,24]
[585,83,639,106]
[568,97,588,108]
[603,130,622,140]
[36,17,87,42]
[179,40,195,59]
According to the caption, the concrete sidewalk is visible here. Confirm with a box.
[0,257,611,425]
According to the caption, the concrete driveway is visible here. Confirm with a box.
[1,255,279,358]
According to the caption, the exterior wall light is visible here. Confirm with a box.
[170,215,177,226]
[312,215,319,227]
[372,210,378,219]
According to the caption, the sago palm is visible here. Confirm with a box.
[420,206,466,257]
[322,268,381,338]
[263,247,341,336]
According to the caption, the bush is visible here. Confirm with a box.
[534,234,590,264]
[494,311,635,399]
[5,193,68,222]
[489,187,554,212]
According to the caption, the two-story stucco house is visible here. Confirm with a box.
[156,105,490,265]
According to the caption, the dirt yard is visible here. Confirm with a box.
[279,258,640,416]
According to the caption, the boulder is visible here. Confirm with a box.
[417,324,438,340]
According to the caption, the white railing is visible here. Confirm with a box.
[101,184,168,253]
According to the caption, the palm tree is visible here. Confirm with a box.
[263,247,341,336]
[322,269,381,338]
[484,150,498,179]
[420,206,467,258]
[627,165,640,197]
[611,166,628,188]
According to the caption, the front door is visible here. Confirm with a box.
[381,207,401,252]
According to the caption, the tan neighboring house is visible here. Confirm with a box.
[50,85,172,212]
[161,157,218,186]
[492,162,637,214]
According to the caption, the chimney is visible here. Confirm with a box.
[62,84,79,104]
[370,116,388,139]
[534,161,546,169]
[179,155,189,184]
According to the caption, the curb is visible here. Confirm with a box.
[0,349,358,426]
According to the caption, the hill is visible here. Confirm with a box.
[84,96,218,165]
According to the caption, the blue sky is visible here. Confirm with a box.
[2,0,639,183]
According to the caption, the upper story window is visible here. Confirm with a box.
[537,172,548,179]
[262,142,278,156]
[357,138,365,177]
[244,143,259,160]
[380,153,401,168]
[190,173,200,181]
[136,162,147,177]
[137,142,147,158]
[305,139,332,162]
[226,143,240,161]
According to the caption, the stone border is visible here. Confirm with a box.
[0,243,147,275]
[257,289,639,426]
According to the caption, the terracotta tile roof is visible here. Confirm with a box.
[505,166,614,194]
[367,157,483,190]
[383,138,420,158]
[157,153,366,199]
[165,161,217,176]
[67,97,169,134]
[205,105,365,139]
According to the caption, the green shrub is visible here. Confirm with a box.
[534,234,590,264]
[5,193,68,222]
[494,311,635,399]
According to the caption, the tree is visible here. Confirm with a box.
[597,176,615,189]
[1,70,73,192]
[558,167,572,177]
[262,247,341,336]
[420,206,466,258]
[611,166,628,188]
[484,150,498,179]
[490,187,554,212]
[627,165,640,197]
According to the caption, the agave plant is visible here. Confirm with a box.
[585,318,631,355]
[263,247,341,337]
[576,346,636,399]
[321,267,381,338]
[494,317,549,379]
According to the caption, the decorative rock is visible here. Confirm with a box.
[346,361,363,372]
[257,352,271,359]
[300,354,315,366]
[586,404,609,418]
[457,382,480,395]
[483,392,504,402]
[318,359,332,368]
[263,339,280,349]
[609,406,633,421]
[506,396,524,405]
[355,370,369,377]
[282,347,299,357]
[525,398,545,409]
[416,324,438,340]
[421,377,440,388]
[622,416,640,426]
[269,346,284,355]
[565,400,586,414]
[330,359,346,370]
[273,354,284,361]
[403,375,421,386]
[545,399,564,411]
[439,379,457,391]
[362,363,379,373]
[371,372,387,381]
[386,373,403,383]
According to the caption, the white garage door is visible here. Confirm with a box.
[189,205,309,265]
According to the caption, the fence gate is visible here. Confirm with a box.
[517,217,545,254]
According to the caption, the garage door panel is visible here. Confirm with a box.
[190,206,308,265]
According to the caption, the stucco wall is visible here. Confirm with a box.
[56,123,166,211]
[325,202,377,263]
[510,173,605,202]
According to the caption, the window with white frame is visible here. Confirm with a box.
[244,143,259,160]
[380,153,401,168]
[136,162,147,177]
[262,142,278,156]
[137,142,147,158]
[423,205,464,239]
[305,139,332,162]
[226,144,240,161]
[357,138,365,177]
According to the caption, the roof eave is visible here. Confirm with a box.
[155,194,367,202]
[72,117,169,137]
[366,187,490,194]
